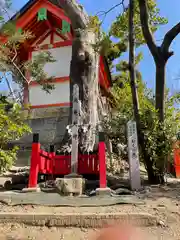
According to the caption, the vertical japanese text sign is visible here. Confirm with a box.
[127,120,141,190]
[71,84,80,174]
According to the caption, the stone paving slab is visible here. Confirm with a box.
[0,192,144,206]
[0,212,157,228]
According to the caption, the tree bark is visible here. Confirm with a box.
[155,62,166,122]
[138,0,180,121]
[137,0,180,183]
[58,0,100,152]
[129,0,140,123]
[129,0,165,184]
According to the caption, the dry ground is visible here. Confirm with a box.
[0,173,180,239]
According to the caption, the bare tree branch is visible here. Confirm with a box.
[96,0,127,26]
[10,45,30,84]
[96,1,126,17]
[138,0,158,58]
[161,22,180,54]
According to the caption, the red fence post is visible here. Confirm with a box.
[28,133,40,188]
[50,145,55,178]
[174,141,180,178]
[98,132,107,188]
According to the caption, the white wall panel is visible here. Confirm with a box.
[29,81,70,106]
[32,46,72,78]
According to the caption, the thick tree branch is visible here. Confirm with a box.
[138,0,158,58]
[161,22,180,54]
[58,0,89,29]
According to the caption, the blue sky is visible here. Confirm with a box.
[2,0,180,94]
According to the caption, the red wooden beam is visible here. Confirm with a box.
[99,56,110,90]
[28,133,40,188]
[35,30,51,45]
[29,76,69,86]
[16,0,71,29]
[53,28,67,40]
[30,102,71,109]
[174,141,180,178]
[51,13,73,40]
[45,19,52,30]
[98,132,107,188]
[30,39,72,51]
[50,31,54,44]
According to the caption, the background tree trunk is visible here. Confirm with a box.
[155,62,166,122]
[129,0,165,184]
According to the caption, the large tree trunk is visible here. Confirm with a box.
[70,29,99,152]
[59,0,100,152]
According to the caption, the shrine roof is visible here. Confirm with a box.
[11,0,63,21]
[8,0,112,88]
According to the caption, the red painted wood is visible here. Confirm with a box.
[29,76,69,86]
[174,141,180,178]
[39,155,46,173]
[99,56,110,90]
[35,30,51,45]
[53,28,67,40]
[16,0,70,29]
[28,142,104,187]
[50,31,54,44]
[31,40,72,51]
[30,102,71,109]
[53,155,71,175]
[28,142,40,188]
[36,152,99,176]
[78,154,99,174]
[98,141,107,188]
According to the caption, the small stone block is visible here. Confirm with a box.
[96,187,111,196]
[55,177,84,196]
[22,187,41,193]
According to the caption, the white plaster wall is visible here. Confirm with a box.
[29,81,70,106]
[32,46,72,78]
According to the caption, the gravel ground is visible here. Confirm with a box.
[0,195,179,239]
[0,223,177,240]
[0,173,180,239]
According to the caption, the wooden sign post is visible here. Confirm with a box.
[127,120,141,190]
[71,84,80,174]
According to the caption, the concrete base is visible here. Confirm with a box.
[55,177,85,196]
[96,187,111,196]
[0,212,157,227]
[22,187,41,193]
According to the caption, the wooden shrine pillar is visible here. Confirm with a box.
[28,133,40,188]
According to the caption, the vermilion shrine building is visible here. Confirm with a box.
[5,0,112,166]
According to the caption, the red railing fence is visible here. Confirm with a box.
[28,132,107,189]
